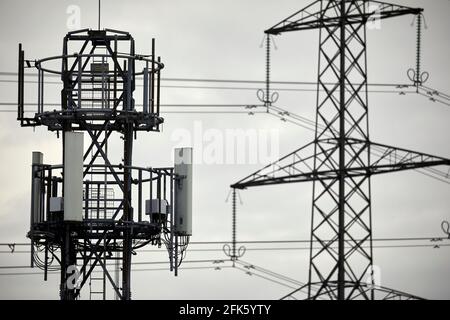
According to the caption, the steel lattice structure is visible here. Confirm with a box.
[232,0,450,300]
[17,29,191,300]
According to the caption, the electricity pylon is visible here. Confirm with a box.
[232,0,450,300]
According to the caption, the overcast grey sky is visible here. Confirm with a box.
[0,0,449,300]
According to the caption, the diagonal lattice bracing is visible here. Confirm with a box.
[231,0,445,299]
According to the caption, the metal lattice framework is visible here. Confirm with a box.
[232,0,450,300]
[18,29,190,300]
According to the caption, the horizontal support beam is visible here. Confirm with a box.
[231,139,450,189]
[265,1,423,35]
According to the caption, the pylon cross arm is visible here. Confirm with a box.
[265,0,422,35]
[231,139,450,189]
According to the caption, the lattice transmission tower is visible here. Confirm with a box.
[232,0,450,300]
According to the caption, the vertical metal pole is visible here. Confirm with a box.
[123,60,128,110]
[18,44,21,120]
[62,37,68,110]
[169,169,174,272]
[61,224,76,300]
[103,242,106,300]
[338,0,346,301]
[163,174,167,217]
[149,171,153,213]
[37,69,42,113]
[40,70,44,113]
[138,169,142,222]
[101,56,105,109]
[97,183,100,219]
[115,251,120,300]
[98,0,101,30]
[155,174,161,223]
[46,172,51,222]
[131,39,136,93]
[174,232,178,276]
[156,57,161,116]
[143,63,149,113]
[40,172,45,223]
[265,35,270,110]
[122,122,133,300]
[126,47,133,111]
[62,36,68,75]
[78,55,82,109]
[85,182,90,220]
[44,242,48,281]
[60,237,66,299]
[114,37,118,105]
[18,44,24,121]
[151,39,155,113]
[103,134,107,218]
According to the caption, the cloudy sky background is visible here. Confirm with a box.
[0,0,449,299]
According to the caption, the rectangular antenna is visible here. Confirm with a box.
[174,148,193,236]
[31,152,43,226]
[64,132,84,222]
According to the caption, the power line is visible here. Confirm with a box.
[1,243,449,255]
[0,102,264,115]
[418,90,450,107]
[0,102,259,108]
[0,259,226,270]
[0,79,414,95]
[236,260,306,287]
[267,104,450,184]
[0,71,411,87]
[0,266,232,277]
[0,265,33,269]
[0,236,447,247]
[233,266,298,291]
[0,110,263,115]
[132,259,224,265]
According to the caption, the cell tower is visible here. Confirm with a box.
[17,29,193,300]
[232,0,450,300]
